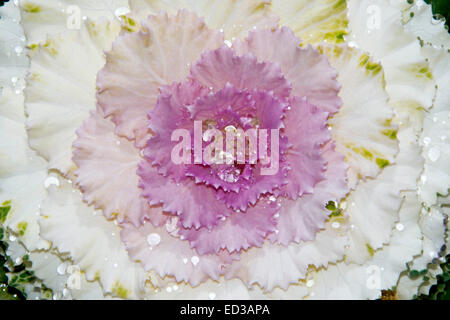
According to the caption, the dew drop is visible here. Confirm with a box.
[146,233,161,246]
[191,256,200,266]
[14,46,23,54]
[57,263,67,275]
[115,7,130,18]
[396,223,404,231]
[421,175,427,184]
[332,222,340,229]
[165,218,178,233]
[44,176,60,188]
[428,147,441,162]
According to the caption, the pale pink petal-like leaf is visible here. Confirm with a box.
[233,27,341,114]
[73,110,166,227]
[97,10,224,145]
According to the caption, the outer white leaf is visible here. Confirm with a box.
[397,204,446,299]
[224,221,348,292]
[344,125,424,263]
[39,176,147,299]
[0,1,28,88]
[28,251,106,300]
[347,0,435,127]
[418,46,450,206]
[308,191,423,299]
[24,19,120,175]
[0,88,49,251]
[271,0,349,44]
[19,0,129,44]
[403,0,450,49]
[128,0,278,40]
[142,278,254,300]
[320,44,399,188]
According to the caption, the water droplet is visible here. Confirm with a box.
[115,7,130,18]
[421,175,427,184]
[44,176,60,188]
[166,287,172,293]
[428,147,441,162]
[224,40,232,47]
[165,218,178,234]
[332,222,340,229]
[57,263,67,275]
[14,46,23,54]
[396,223,404,231]
[306,280,314,287]
[423,137,431,145]
[146,233,161,246]
[63,288,69,297]
[208,292,216,300]
[182,258,188,264]
[191,256,200,266]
